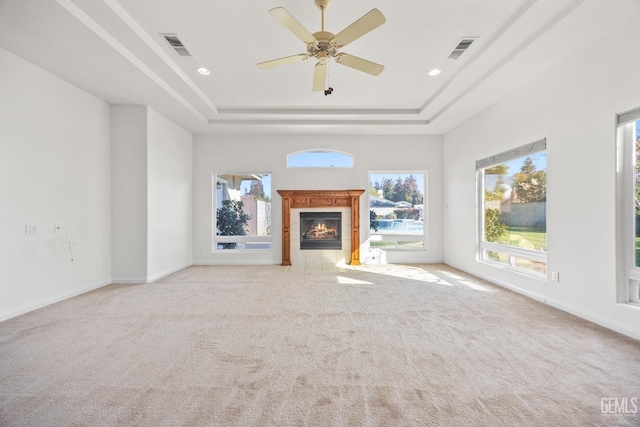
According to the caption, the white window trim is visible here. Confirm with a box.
[616,107,640,305]
[213,235,272,251]
[287,149,354,168]
[476,139,547,278]
[369,234,424,251]
[368,171,427,251]
[213,172,273,253]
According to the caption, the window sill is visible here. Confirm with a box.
[479,258,546,281]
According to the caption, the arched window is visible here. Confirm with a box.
[287,150,354,168]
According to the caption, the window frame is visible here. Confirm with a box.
[213,172,272,252]
[616,107,640,305]
[476,139,547,278]
[287,149,354,168]
[368,171,427,251]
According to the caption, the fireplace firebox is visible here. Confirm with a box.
[300,212,342,250]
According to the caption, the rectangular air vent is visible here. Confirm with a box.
[161,34,192,57]
[447,37,477,59]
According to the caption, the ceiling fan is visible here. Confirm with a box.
[257,0,386,92]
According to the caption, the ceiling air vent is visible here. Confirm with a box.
[447,38,477,59]
[161,34,192,57]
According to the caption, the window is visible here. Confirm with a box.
[368,172,426,250]
[287,150,354,168]
[617,107,640,304]
[214,173,272,251]
[477,140,547,277]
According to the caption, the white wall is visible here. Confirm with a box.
[443,16,640,338]
[0,47,111,320]
[193,135,444,265]
[111,105,148,282]
[147,108,193,280]
[112,106,193,283]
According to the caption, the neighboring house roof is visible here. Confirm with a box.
[370,196,396,207]
[394,201,413,208]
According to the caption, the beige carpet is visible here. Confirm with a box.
[0,264,638,426]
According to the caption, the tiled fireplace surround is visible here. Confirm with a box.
[291,207,351,267]
[277,190,365,267]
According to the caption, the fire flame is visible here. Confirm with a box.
[304,222,338,239]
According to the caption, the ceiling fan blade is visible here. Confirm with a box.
[335,53,384,76]
[312,60,327,92]
[333,9,385,48]
[257,54,310,70]
[269,7,317,44]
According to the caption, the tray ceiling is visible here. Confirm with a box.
[0,0,636,135]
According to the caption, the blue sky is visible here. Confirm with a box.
[240,174,271,196]
[288,151,353,168]
[484,151,546,194]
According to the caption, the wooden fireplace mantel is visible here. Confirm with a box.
[277,189,365,266]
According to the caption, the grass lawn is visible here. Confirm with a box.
[504,227,546,251]
[636,237,640,266]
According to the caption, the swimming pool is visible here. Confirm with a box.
[373,219,424,235]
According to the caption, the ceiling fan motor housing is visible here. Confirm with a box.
[257,3,385,91]
[307,31,337,57]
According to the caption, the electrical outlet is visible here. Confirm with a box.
[551,271,560,282]
[25,224,37,235]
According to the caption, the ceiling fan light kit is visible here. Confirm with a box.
[257,0,385,92]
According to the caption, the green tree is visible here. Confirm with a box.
[486,164,509,175]
[485,208,507,242]
[392,177,405,202]
[484,164,509,202]
[373,175,424,204]
[381,178,394,201]
[247,180,269,201]
[513,157,546,202]
[402,175,423,205]
[369,210,379,232]
[216,200,251,249]
[485,175,508,202]
[369,180,379,198]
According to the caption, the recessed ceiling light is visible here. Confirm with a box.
[428,68,442,77]
[196,67,210,75]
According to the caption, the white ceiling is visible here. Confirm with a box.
[0,0,635,135]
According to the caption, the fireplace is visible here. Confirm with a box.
[300,212,342,250]
[277,189,364,266]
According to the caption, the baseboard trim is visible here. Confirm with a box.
[193,260,277,266]
[464,267,546,303]
[111,277,147,284]
[448,262,640,341]
[544,297,640,341]
[146,262,192,283]
[112,262,193,284]
[0,278,111,322]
